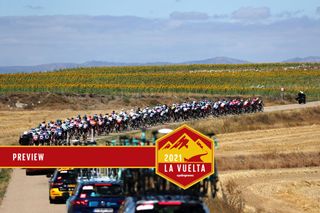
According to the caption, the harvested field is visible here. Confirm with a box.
[219,167,320,213]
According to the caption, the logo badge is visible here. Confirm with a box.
[156,125,214,189]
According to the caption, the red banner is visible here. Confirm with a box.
[0,146,155,168]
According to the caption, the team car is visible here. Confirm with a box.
[66,178,125,213]
[48,168,78,203]
[119,195,210,213]
[25,168,55,176]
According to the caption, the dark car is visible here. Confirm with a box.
[67,178,125,213]
[26,168,55,176]
[48,168,78,203]
[118,195,210,213]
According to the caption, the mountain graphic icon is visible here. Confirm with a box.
[160,134,211,163]
[161,134,208,151]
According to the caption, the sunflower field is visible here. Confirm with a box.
[0,63,319,98]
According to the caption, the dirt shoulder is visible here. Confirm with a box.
[0,169,11,205]
[264,101,320,112]
[0,92,297,111]
[0,169,65,213]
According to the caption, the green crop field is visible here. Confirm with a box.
[1,63,319,99]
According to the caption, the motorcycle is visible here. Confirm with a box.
[296,93,306,104]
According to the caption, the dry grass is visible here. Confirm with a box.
[217,152,320,171]
[0,92,294,111]
[216,124,320,157]
[0,92,186,111]
[222,180,245,213]
[121,106,320,146]
[210,181,242,213]
[205,198,240,213]
[0,169,12,205]
[190,106,320,135]
[0,110,110,145]
[206,179,245,213]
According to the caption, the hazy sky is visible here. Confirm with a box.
[0,0,320,65]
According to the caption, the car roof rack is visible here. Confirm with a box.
[135,194,203,202]
[77,175,121,184]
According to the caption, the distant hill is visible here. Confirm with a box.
[182,57,249,64]
[282,56,320,63]
[0,63,79,74]
[1,56,319,73]
[0,61,162,73]
[81,60,134,67]
[0,57,249,73]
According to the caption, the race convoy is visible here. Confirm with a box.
[55,167,216,213]
[66,178,125,213]
[119,195,210,213]
[26,167,55,176]
[49,168,78,203]
[19,97,263,146]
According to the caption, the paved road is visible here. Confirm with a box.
[96,101,320,141]
[1,101,320,213]
[264,101,320,112]
[0,169,65,213]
